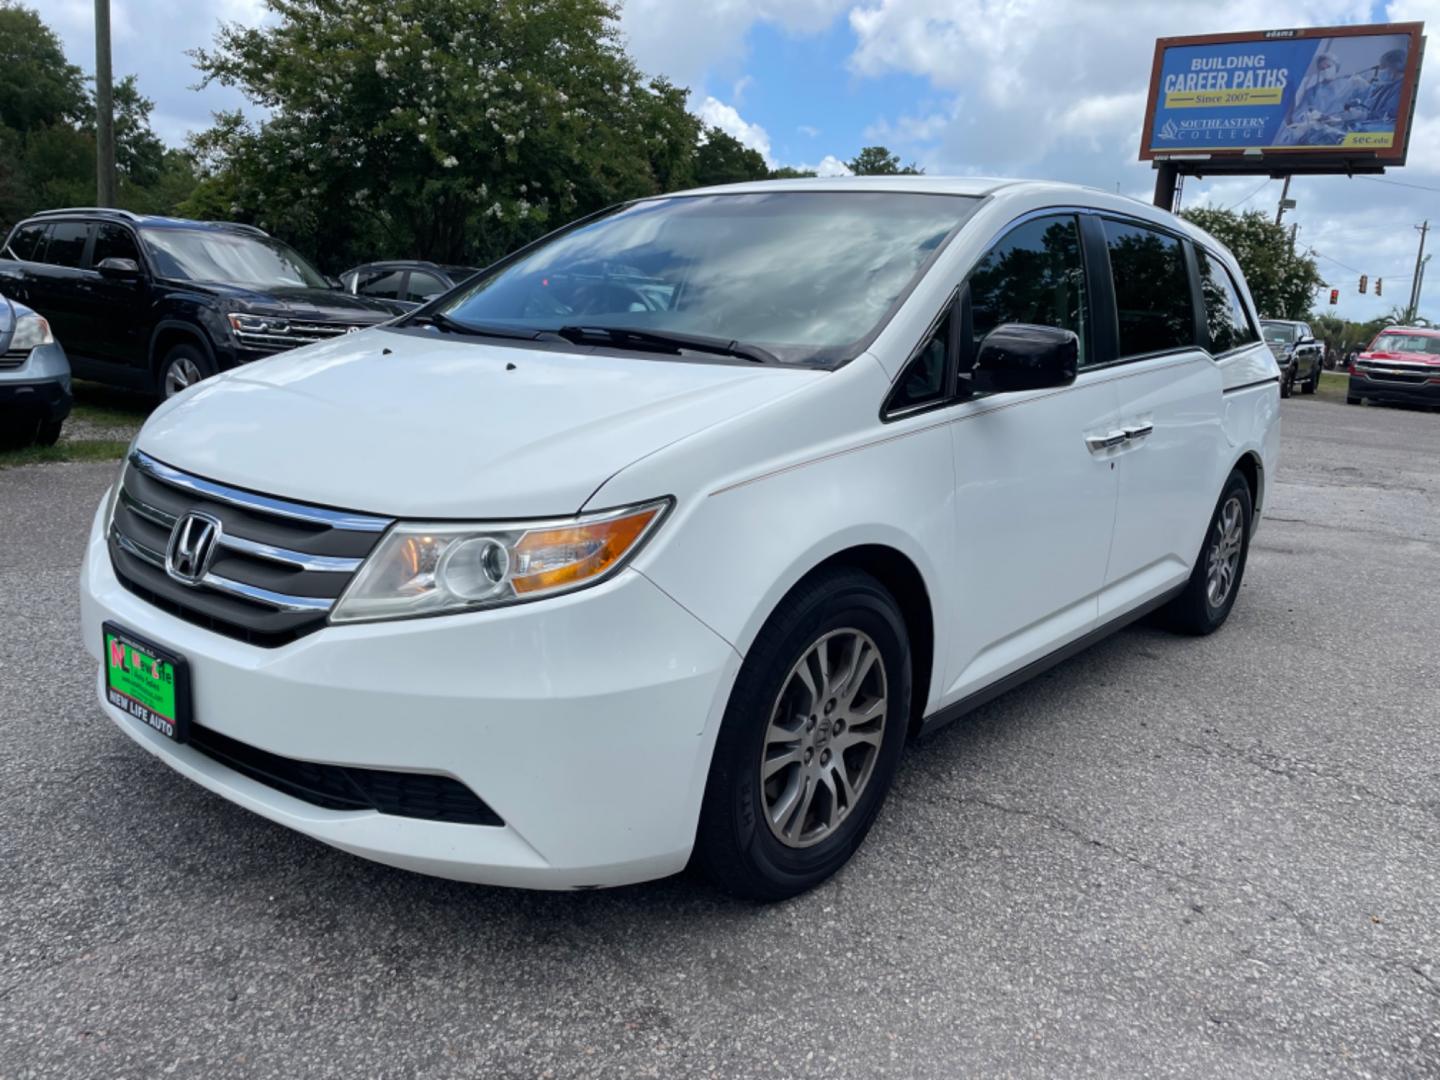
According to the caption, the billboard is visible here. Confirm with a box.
[1140,23,1425,164]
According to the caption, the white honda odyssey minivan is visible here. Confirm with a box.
[80,178,1279,900]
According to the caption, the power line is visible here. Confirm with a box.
[1354,175,1440,195]
[1223,177,1272,211]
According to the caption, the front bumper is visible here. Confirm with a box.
[0,342,72,423]
[1349,371,1440,405]
[79,495,740,889]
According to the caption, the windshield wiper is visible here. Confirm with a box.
[407,311,543,340]
[553,325,778,365]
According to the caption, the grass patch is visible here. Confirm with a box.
[0,438,130,469]
[1315,370,1351,400]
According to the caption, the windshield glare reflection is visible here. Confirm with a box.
[433,192,980,364]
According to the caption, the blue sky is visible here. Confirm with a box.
[42,0,1440,324]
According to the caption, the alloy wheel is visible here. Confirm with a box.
[1205,495,1244,608]
[760,628,888,849]
[164,356,204,397]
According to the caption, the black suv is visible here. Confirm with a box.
[0,209,402,398]
[341,260,479,309]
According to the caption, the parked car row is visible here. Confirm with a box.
[0,208,404,402]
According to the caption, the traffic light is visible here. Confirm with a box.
[1329,288,1339,305]
[1359,274,1368,294]
[1376,277,1383,297]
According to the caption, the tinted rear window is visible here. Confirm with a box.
[1103,219,1195,357]
[44,222,91,268]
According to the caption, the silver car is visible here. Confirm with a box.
[0,295,71,448]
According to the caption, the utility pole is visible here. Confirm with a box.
[1274,175,1292,227]
[1407,221,1429,323]
[94,0,117,207]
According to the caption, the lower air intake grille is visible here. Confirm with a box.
[188,722,504,827]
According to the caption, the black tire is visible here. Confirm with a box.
[1346,395,1361,405]
[1280,368,1294,398]
[157,342,216,400]
[1157,470,1253,636]
[0,416,39,450]
[693,568,911,901]
[34,419,63,447]
[1302,368,1318,394]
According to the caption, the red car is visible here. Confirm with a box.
[1348,326,1440,408]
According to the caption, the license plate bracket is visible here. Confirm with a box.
[102,621,192,743]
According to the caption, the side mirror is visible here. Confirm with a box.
[97,257,141,278]
[971,323,1078,394]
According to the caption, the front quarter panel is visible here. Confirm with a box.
[591,354,958,715]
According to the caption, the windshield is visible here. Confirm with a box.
[141,227,329,290]
[425,192,981,364]
[1369,332,1440,355]
[1262,322,1298,344]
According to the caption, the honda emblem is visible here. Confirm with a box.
[166,511,223,586]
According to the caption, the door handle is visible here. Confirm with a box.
[1121,423,1154,443]
[1085,431,1128,453]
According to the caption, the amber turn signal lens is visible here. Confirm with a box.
[510,507,662,594]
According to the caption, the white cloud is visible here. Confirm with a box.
[798,124,821,138]
[698,96,775,164]
[618,0,851,87]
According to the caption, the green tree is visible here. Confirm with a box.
[0,1,85,132]
[1181,206,1323,320]
[847,145,922,176]
[768,166,817,179]
[693,127,768,187]
[188,0,707,269]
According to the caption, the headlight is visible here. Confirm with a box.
[10,312,54,352]
[228,314,289,336]
[329,498,672,623]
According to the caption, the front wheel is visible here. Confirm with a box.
[35,419,63,446]
[1280,368,1294,398]
[1346,395,1362,405]
[1157,470,1253,636]
[1302,368,1318,394]
[693,568,911,901]
[158,343,216,399]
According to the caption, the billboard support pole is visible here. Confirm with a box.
[1153,162,1178,211]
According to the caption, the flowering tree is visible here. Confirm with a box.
[187,0,702,268]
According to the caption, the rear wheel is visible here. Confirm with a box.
[693,568,911,901]
[158,343,215,399]
[1157,470,1253,636]
[1280,367,1294,398]
[1346,395,1362,405]
[1302,366,1318,394]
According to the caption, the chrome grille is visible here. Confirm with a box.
[108,451,391,646]
[233,320,371,352]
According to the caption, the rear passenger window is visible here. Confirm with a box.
[355,269,404,300]
[43,222,91,268]
[4,222,47,261]
[1103,219,1194,357]
[969,214,1088,365]
[1195,249,1258,354]
[888,307,953,413]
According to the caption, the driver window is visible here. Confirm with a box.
[968,214,1088,366]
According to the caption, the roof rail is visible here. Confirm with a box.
[218,222,270,237]
[30,207,144,222]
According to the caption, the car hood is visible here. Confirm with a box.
[172,281,405,321]
[1360,349,1440,366]
[137,328,822,518]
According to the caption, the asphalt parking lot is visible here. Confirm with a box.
[1,397,1437,1079]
